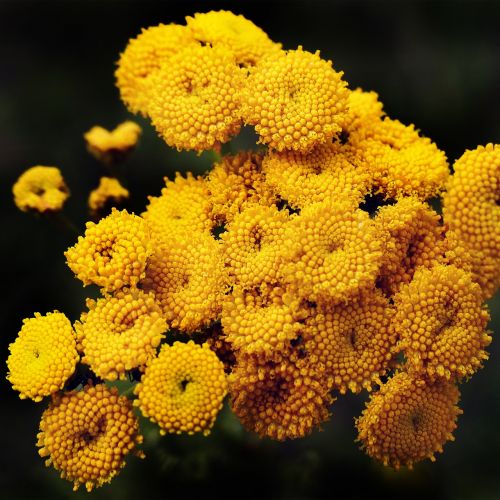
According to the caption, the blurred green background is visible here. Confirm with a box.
[1,0,499,498]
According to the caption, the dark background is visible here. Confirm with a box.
[1,1,499,498]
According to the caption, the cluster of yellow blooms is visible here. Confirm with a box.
[7,9,499,491]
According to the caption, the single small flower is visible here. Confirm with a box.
[88,176,129,216]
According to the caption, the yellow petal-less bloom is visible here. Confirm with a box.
[75,289,166,381]
[185,10,281,67]
[141,231,226,333]
[356,372,461,469]
[241,47,349,152]
[88,177,129,215]
[149,44,245,152]
[115,24,197,116]
[84,121,141,164]
[37,384,143,492]
[282,201,383,304]
[13,166,69,213]
[443,143,500,299]
[65,208,151,292]
[134,341,228,435]
[393,265,491,381]
[7,312,78,402]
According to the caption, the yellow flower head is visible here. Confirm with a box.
[134,341,228,435]
[303,289,396,394]
[37,384,143,492]
[375,197,445,295]
[282,201,383,304]
[221,204,289,288]
[206,151,277,224]
[65,208,151,292]
[242,47,349,152]
[142,172,212,244]
[185,10,281,67]
[13,166,69,213]
[141,231,226,333]
[88,177,129,215]
[84,121,141,165]
[149,44,245,151]
[394,264,491,380]
[356,372,461,469]
[262,142,371,210]
[229,354,333,440]
[75,289,166,381]
[7,312,78,402]
[443,143,500,299]
[115,24,197,116]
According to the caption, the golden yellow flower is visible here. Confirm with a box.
[65,208,151,292]
[115,24,197,116]
[37,384,143,492]
[134,341,227,435]
[221,204,289,288]
[88,177,129,215]
[7,312,78,402]
[75,289,166,381]
[282,201,383,304]
[84,121,141,164]
[394,265,491,380]
[443,143,500,299]
[141,231,226,332]
[142,172,213,244]
[262,142,371,210]
[149,44,245,151]
[241,47,349,152]
[13,166,69,213]
[206,151,276,224]
[356,372,461,469]
[185,10,280,67]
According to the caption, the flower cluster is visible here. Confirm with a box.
[8,9,498,491]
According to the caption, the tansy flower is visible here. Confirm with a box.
[205,151,276,224]
[142,172,213,244]
[134,341,227,435]
[37,384,143,492]
[65,208,151,292]
[115,24,197,116]
[75,289,166,381]
[221,204,290,288]
[262,141,371,210]
[141,231,226,332]
[7,312,78,402]
[393,265,491,381]
[84,121,142,165]
[185,10,281,67]
[148,44,245,152]
[443,143,500,299]
[88,177,129,216]
[356,372,462,469]
[13,166,69,213]
[241,47,349,152]
[281,201,383,304]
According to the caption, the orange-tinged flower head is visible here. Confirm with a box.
[149,44,245,151]
[393,265,491,381]
[242,47,349,152]
[7,312,78,402]
[443,143,500,299]
[37,384,143,492]
[13,166,69,213]
[75,289,167,381]
[88,177,129,215]
[65,208,151,292]
[356,372,462,469]
[186,10,281,67]
[134,341,228,435]
[115,24,197,116]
